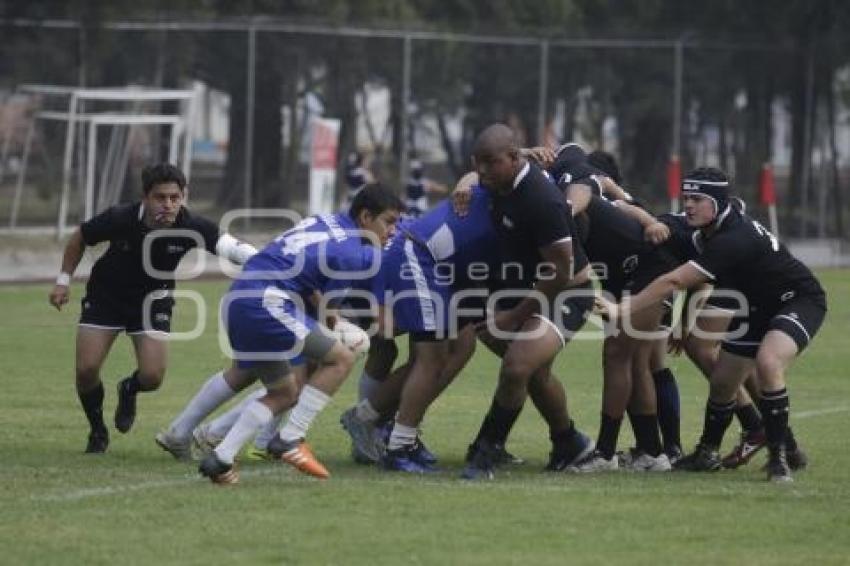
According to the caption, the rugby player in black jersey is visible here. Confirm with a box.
[48,163,256,453]
[599,167,827,482]
[460,124,595,480]
[510,144,678,471]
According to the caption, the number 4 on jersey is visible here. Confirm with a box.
[275,217,331,256]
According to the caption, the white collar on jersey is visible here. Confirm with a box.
[138,204,145,221]
[512,161,530,189]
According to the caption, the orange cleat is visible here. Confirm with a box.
[270,437,330,479]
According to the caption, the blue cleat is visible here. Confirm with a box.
[411,437,438,466]
[382,445,438,473]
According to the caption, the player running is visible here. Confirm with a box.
[49,163,256,453]
[156,183,403,484]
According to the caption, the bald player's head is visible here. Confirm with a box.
[471,123,524,194]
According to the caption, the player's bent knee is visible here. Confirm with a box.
[263,380,300,412]
[755,354,785,383]
[138,368,166,389]
[500,358,535,384]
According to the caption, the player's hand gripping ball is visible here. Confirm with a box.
[333,319,370,358]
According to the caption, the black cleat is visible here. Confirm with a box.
[199,453,239,485]
[664,444,685,466]
[114,378,137,433]
[494,445,524,466]
[461,440,498,480]
[787,445,808,471]
[465,442,524,468]
[761,443,808,472]
[85,429,109,454]
[765,444,793,483]
[674,443,722,472]
[545,429,594,471]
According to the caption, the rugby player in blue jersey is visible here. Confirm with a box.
[340,183,501,472]
[156,184,403,484]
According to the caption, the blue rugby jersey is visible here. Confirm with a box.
[236,213,379,299]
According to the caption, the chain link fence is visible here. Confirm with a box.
[1,18,846,241]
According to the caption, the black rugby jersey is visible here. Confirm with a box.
[548,144,604,194]
[570,194,652,284]
[80,202,220,302]
[490,162,589,288]
[688,208,824,307]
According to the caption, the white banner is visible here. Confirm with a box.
[308,117,341,216]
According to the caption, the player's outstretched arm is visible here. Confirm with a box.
[668,282,714,355]
[215,233,258,265]
[613,201,671,244]
[451,171,479,217]
[424,179,449,196]
[597,176,631,202]
[49,228,86,311]
[623,263,708,319]
[520,146,557,167]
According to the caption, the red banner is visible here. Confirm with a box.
[311,119,339,171]
[758,162,777,205]
[667,156,681,200]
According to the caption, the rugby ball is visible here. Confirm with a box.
[333,319,370,358]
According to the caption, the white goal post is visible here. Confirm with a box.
[0,85,196,236]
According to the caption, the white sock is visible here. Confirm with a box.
[206,388,266,439]
[278,385,331,443]
[387,423,418,451]
[214,401,273,464]
[254,411,284,450]
[169,372,236,439]
[358,372,381,401]
[355,399,380,423]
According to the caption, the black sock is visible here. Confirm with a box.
[700,399,736,448]
[735,403,763,433]
[596,413,622,459]
[123,371,142,395]
[653,368,681,450]
[78,382,106,432]
[785,426,799,452]
[473,398,523,447]
[758,388,790,447]
[629,413,662,457]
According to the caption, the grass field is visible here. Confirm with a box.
[2,271,850,565]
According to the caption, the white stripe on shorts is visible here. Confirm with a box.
[403,239,437,331]
[532,313,566,348]
[774,314,811,344]
[78,323,125,331]
[262,287,310,340]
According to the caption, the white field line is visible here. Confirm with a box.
[29,405,849,504]
[32,465,835,503]
[32,468,280,502]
